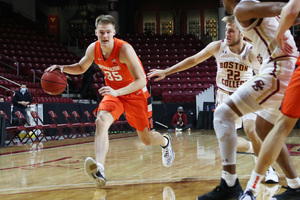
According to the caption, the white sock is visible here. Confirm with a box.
[246,170,264,196]
[222,170,237,187]
[286,177,300,189]
[97,162,104,171]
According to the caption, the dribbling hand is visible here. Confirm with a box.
[45,65,64,73]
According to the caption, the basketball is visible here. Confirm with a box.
[41,70,67,95]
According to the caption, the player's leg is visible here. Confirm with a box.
[198,75,267,200]
[256,114,298,176]
[240,60,300,199]
[257,114,299,199]
[84,111,114,188]
[242,66,300,199]
[197,99,244,200]
[94,110,114,165]
[137,127,175,167]
[242,114,299,199]
[125,90,175,167]
[84,96,124,188]
[236,137,253,153]
[242,117,261,156]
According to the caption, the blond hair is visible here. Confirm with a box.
[222,15,235,24]
[95,15,115,28]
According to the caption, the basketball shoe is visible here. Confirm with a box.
[265,167,279,183]
[161,133,175,167]
[272,186,300,200]
[239,190,256,200]
[84,157,106,188]
[197,178,243,200]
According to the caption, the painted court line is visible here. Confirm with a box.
[0,157,72,171]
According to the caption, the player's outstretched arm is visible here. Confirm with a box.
[147,41,220,82]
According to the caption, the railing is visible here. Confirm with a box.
[0,53,19,75]
[0,75,20,87]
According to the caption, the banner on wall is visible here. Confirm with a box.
[48,15,59,40]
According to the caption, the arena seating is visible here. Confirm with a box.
[0,11,219,103]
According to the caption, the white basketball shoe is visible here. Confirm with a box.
[84,157,106,188]
[162,133,175,167]
[265,167,279,184]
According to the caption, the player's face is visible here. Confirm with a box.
[225,23,241,47]
[95,23,116,47]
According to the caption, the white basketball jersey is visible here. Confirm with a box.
[215,40,254,93]
[236,0,298,80]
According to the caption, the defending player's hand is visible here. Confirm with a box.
[45,65,64,73]
[99,86,119,97]
[147,69,166,82]
[276,34,294,55]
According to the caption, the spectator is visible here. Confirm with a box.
[171,106,192,131]
[12,84,32,126]
[0,95,4,102]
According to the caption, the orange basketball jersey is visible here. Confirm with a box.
[94,38,146,90]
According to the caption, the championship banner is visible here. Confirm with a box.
[48,15,59,40]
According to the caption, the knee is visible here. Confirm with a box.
[214,118,229,141]
[245,128,257,139]
[95,115,110,130]
[95,117,103,127]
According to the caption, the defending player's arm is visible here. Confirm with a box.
[248,50,261,74]
[147,41,220,82]
[99,43,147,97]
[275,0,300,54]
[45,43,95,74]
[234,1,286,25]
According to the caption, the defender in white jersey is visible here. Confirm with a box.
[148,15,279,180]
[215,38,257,130]
[196,0,300,200]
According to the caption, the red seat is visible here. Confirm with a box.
[62,110,87,137]
[182,91,195,102]
[84,110,96,123]
[48,110,73,139]
[0,110,26,146]
[171,91,184,102]
[71,111,95,136]
[162,91,173,102]
[150,83,162,96]
[14,111,48,144]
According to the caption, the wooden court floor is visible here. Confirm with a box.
[1,129,300,200]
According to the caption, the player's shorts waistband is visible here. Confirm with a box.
[142,86,147,92]
[218,88,234,95]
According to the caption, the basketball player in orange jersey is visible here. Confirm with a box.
[45,14,175,188]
